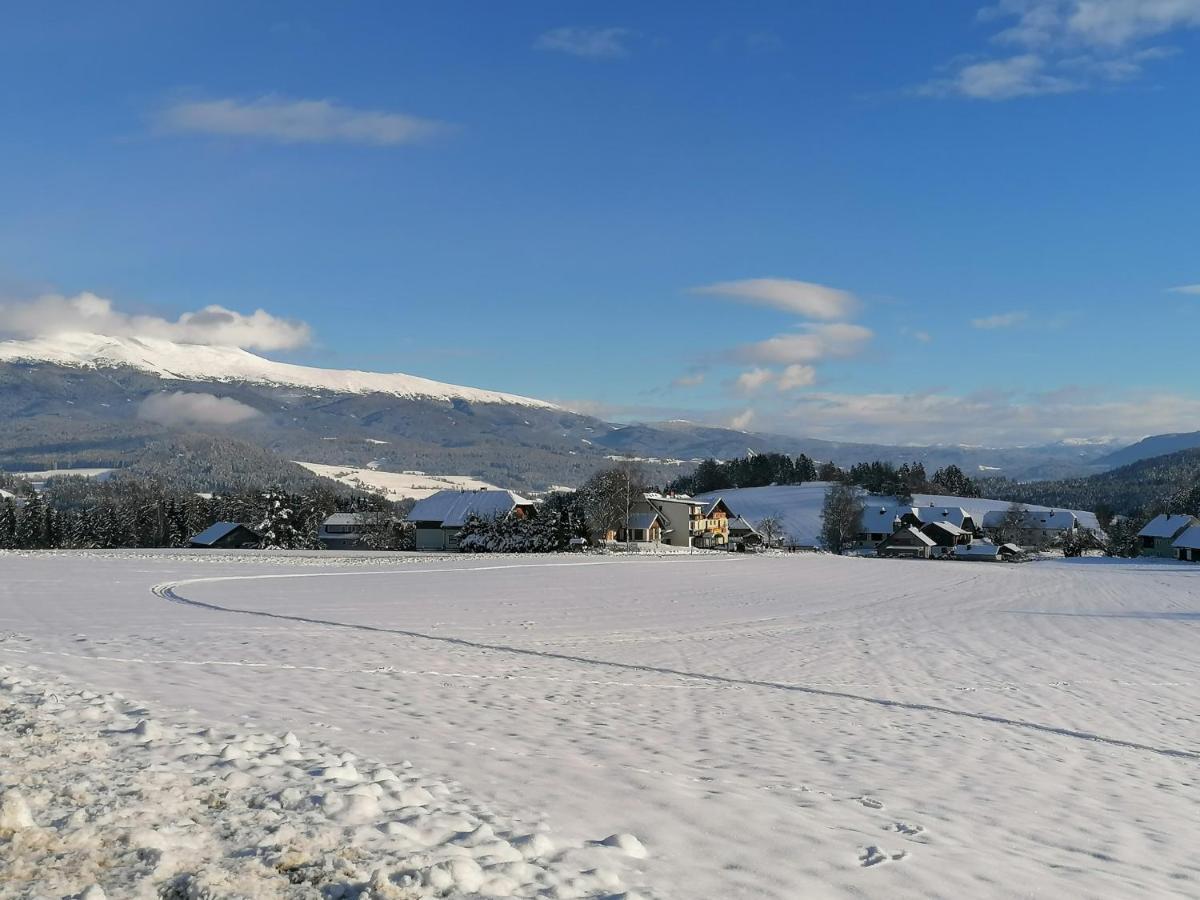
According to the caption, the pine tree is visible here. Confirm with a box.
[0,498,16,549]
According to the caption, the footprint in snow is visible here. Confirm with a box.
[860,845,907,867]
[884,821,925,837]
[857,797,884,810]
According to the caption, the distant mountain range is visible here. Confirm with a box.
[1094,431,1200,469]
[0,332,1155,492]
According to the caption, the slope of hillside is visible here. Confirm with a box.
[295,462,499,500]
[0,332,557,408]
[1096,431,1200,469]
[981,447,1200,515]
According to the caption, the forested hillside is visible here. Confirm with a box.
[981,448,1200,518]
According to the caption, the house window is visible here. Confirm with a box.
[325,524,361,534]
[1142,536,1155,549]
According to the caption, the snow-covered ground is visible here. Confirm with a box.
[2,551,1198,898]
[295,463,501,501]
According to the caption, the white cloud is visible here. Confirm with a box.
[138,391,261,427]
[774,386,1200,445]
[1167,283,1200,294]
[692,278,859,320]
[535,26,633,58]
[735,367,775,393]
[729,409,755,431]
[736,323,873,365]
[0,292,312,350]
[971,310,1028,329]
[157,96,447,146]
[913,330,933,343]
[922,1,1200,99]
[927,54,1079,99]
[672,370,706,387]
[777,364,817,391]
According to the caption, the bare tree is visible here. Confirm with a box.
[819,483,864,555]
[756,515,784,548]
[578,462,649,541]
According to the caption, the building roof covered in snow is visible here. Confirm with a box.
[954,540,1021,558]
[911,505,975,529]
[1171,525,1200,550]
[626,512,662,531]
[1138,514,1199,539]
[408,489,533,528]
[322,512,369,527]
[188,522,260,547]
[0,488,14,500]
[981,508,1079,531]
[860,505,916,534]
[922,520,968,537]
[879,526,937,547]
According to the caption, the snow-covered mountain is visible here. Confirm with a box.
[0,332,558,409]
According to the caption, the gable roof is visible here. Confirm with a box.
[728,516,759,534]
[981,508,1079,530]
[1138,514,1199,539]
[1172,525,1200,550]
[880,525,936,547]
[702,497,733,517]
[626,512,663,531]
[860,505,915,533]
[322,512,368,527]
[189,522,257,546]
[407,489,533,528]
[922,520,968,537]
[911,505,974,528]
[954,541,1022,558]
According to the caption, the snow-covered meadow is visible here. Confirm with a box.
[2,550,1198,898]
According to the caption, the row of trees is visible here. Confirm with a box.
[666,453,980,502]
[0,476,400,551]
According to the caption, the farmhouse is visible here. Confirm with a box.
[858,505,919,545]
[188,522,261,549]
[727,516,763,549]
[618,511,665,544]
[920,520,971,555]
[954,540,1022,562]
[408,489,534,551]
[877,526,936,559]
[318,513,371,551]
[1171,526,1200,562]
[981,508,1080,549]
[1137,514,1199,558]
[911,504,978,534]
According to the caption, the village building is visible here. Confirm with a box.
[618,511,665,544]
[188,522,261,549]
[318,512,372,551]
[953,540,1022,562]
[877,526,936,559]
[727,515,763,549]
[407,489,535,551]
[1171,525,1200,562]
[1137,514,1200,558]
[911,504,978,534]
[981,508,1080,549]
[920,520,971,556]
[632,494,730,548]
[857,505,919,545]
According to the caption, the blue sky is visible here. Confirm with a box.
[2,1,1199,445]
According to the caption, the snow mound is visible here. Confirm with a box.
[0,665,653,898]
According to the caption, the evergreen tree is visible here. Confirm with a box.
[0,498,16,549]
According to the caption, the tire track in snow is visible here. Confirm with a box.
[152,566,1200,763]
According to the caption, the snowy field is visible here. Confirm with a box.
[294,463,500,501]
[2,551,1199,898]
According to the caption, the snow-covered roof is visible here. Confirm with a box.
[955,541,1021,558]
[981,508,1079,530]
[702,498,732,517]
[626,513,662,531]
[322,513,368,527]
[0,488,14,500]
[1171,525,1200,550]
[860,505,912,533]
[728,516,758,534]
[881,526,936,547]
[0,332,558,409]
[189,522,257,546]
[1138,514,1198,539]
[408,489,533,528]
[645,494,704,510]
[923,520,968,537]
[911,505,974,528]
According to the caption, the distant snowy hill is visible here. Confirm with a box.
[0,332,557,408]
[1095,431,1200,469]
